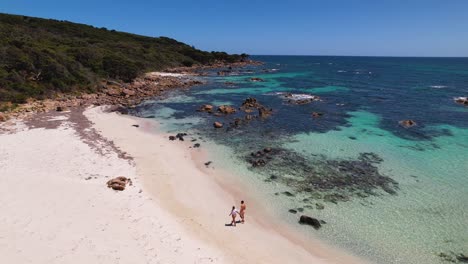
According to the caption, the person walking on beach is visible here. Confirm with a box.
[240,200,246,223]
[229,206,240,226]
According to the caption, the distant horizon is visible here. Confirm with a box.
[2,0,468,57]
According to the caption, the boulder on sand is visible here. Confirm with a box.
[106,176,132,191]
[299,215,322,229]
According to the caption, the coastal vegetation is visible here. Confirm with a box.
[0,13,248,105]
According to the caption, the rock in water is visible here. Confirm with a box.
[198,104,214,112]
[312,112,324,118]
[299,215,322,229]
[213,122,223,128]
[399,119,417,128]
[217,105,236,114]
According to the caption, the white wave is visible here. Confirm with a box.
[430,85,447,89]
[337,70,347,73]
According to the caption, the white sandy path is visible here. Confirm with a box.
[86,107,365,264]
[0,119,225,263]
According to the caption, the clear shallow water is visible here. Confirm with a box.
[131,56,468,264]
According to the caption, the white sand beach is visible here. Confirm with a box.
[0,107,365,264]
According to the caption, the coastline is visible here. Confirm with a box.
[0,105,366,263]
[85,106,366,264]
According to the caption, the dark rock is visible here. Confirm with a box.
[56,106,67,112]
[245,114,254,121]
[132,124,139,127]
[299,215,322,229]
[315,203,325,210]
[250,77,264,82]
[283,191,295,197]
[169,136,176,141]
[193,143,201,148]
[258,107,272,118]
[457,254,468,262]
[176,133,187,141]
[349,136,357,140]
[251,159,266,167]
[312,112,324,118]
[264,147,272,153]
[204,161,212,167]
[289,209,298,214]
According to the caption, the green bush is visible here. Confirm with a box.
[0,13,249,103]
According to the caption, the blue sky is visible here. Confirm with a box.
[2,0,468,56]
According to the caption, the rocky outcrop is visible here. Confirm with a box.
[0,74,206,121]
[312,112,324,118]
[198,104,214,112]
[299,215,323,229]
[0,113,7,122]
[240,97,272,118]
[454,97,468,106]
[213,122,223,128]
[217,105,236,114]
[106,176,132,191]
[399,119,417,128]
[250,77,264,82]
[258,107,272,118]
[284,93,321,105]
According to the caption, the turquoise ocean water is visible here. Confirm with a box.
[131,56,468,263]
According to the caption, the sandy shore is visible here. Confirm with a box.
[0,106,365,264]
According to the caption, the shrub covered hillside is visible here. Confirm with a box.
[0,13,248,104]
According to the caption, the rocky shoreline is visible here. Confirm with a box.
[0,60,262,123]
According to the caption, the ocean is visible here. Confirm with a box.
[131,56,468,264]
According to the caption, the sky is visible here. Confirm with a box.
[1,0,468,57]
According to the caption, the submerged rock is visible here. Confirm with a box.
[312,112,324,118]
[299,215,322,229]
[250,77,264,82]
[244,147,397,203]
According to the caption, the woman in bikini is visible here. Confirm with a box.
[229,206,240,226]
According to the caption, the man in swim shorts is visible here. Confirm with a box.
[240,200,246,223]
